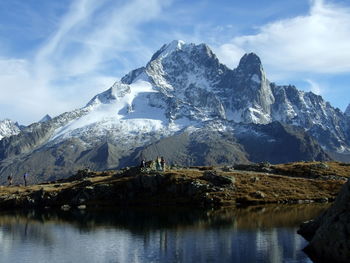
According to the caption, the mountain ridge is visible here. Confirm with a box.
[0,40,348,183]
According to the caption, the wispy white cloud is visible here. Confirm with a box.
[0,58,60,122]
[305,79,323,95]
[215,0,350,74]
[0,0,171,124]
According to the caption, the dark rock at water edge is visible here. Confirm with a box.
[298,179,350,263]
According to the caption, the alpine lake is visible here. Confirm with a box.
[0,203,329,263]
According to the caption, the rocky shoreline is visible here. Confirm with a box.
[0,161,348,211]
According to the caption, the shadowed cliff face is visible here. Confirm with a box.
[137,122,330,167]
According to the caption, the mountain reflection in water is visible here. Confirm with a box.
[0,204,329,263]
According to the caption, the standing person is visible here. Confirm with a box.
[160,157,166,172]
[7,174,13,186]
[156,156,162,171]
[23,172,28,186]
[140,159,146,168]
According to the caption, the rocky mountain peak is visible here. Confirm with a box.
[150,40,186,61]
[148,40,221,68]
[123,41,227,91]
[39,114,52,123]
[229,52,274,124]
[236,52,264,77]
[345,104,350,116]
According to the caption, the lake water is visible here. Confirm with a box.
[0,204,328,263]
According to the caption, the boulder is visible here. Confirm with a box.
[202,171,235,187]
[298,179,350,263]
[252,191,265,199]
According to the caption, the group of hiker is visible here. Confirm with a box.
[140,156,166,171]
[6,172,29,186]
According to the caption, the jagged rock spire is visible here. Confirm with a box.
[345,104,350,116]
[236,53,264,77]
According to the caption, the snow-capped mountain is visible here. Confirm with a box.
[0,40,348,183]
[121,40,229,121]
[0,119,21,140]
[122,40,349,152]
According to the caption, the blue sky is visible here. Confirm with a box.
[0,0,350,124]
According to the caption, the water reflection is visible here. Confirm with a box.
[0,204,328,263]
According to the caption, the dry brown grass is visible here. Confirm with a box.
[165,161,349,204]
[0,161,348,207]
[274,161,350,178]
[232,172,342,202]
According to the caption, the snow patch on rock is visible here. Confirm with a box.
[0,119,21,140]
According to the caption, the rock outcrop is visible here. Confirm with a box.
[298,178,350,263]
